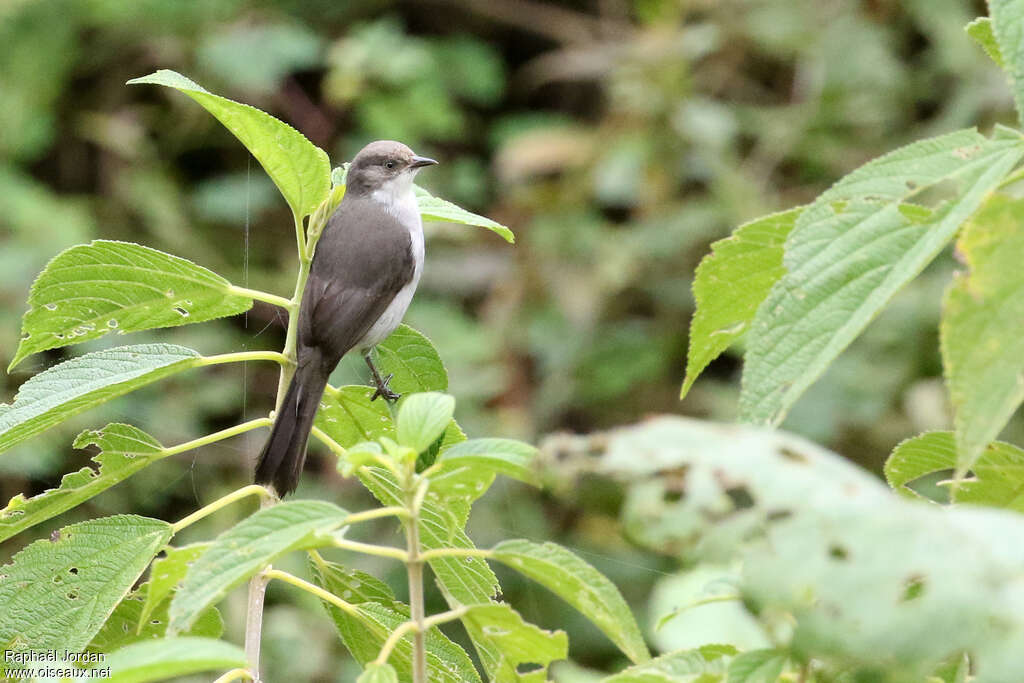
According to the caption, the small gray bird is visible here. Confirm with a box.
[255,140,437,496]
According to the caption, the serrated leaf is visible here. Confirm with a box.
[168,500,348,634]
[740,129,1024,425]
[397,392,455,453]
[9,241,252,368]
[140,543,211,627]
[128,70,330,218]
[988,2,1024,124]
[460,604,568,681]
[967,17,1005,67]
[89,583,222,653]
[317,385,395,449]
[886,431,1024,511]
[682,208,799,399]
[415,185,514,243]
[72,637,246,683]
[374,325,448,394]
[358,663,400,683]
[604,645,736,683]
[725,649,787,683]
[0,344,201,456]
[430,438,539,494]
[0,515,172,653]
[0,424,165,543]
[941,194,1024,474]
[491,540,650,663]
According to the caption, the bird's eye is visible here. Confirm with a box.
[384,160,395,169]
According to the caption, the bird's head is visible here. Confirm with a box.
[345,140,437,199]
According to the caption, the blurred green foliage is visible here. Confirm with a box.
[0,0,1016,678]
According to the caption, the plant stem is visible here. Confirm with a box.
[161,418,272,459]
[277,211,313,402]
[343,506,409,525]
[404,474,427,683]
[171,484,273,534]
[211,668,253,683]
[245,493,275,682]
[263,568,359,615]
[200,350,289,367]
[417,547,493,562]
[331,537,410,561]
[373,606,469,667]
[226,285,295,311]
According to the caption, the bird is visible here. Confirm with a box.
[254,140,437,496]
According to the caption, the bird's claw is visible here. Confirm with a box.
[371,373,401,402]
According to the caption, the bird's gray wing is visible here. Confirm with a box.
[298,197,415,365]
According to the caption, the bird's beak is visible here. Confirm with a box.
[409,155,438,169]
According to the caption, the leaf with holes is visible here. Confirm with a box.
[88,583,222,653]
[725,649,788,683]
[129,70,330,218]
[0,424,166,543]
[168,500,348,634]
[460,604,568,681]
[430,438,539,494]
[140,543,211,628]
[375,325,448,394]
[988,1,1024,123]
[415,185,514,243]
[397,392,455,453]
[316,385,395,450]
[491,540,650,664]
[682,208,799,399]
[941,195,1024,474]
[9,241,253,369]
[0,515,172,653]
[0,344,201,457]
[603,645,736,682]
[72,637,246,683]
[740,128,1024,425]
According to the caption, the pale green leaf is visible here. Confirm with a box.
[358,663,399,683]
[941,194,1024,473]
[88,583,223,653]
[430,438,539,493]
[0,344,201,456]
[0,424,165,543]
[988,1,1024,124]
[682,209,799,399]
[128,70,330,218]
[168,500,348,633]
[460,604,568,680]
[885,431,959,501]
[967,17,1005,67]
[72,637,245,683]
[740,129,1024,425]
[0,515,172,653]
[9,240,252,368]
[139,543,211,628]
[725,649,787,683]
[317,385,394,450]
[415,185,514,243]
[603,645,736,683]
[491,540,650,663]
[374,324,448,394]
[397,392,455,453]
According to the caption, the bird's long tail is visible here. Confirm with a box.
[254,353,330,496]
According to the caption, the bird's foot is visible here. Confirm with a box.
[370,373,401,402]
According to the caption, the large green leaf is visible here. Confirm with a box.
[128,70,330,218]
[460,604,568,680]
[168,500,348,633]
[396,392,455,453]
[140,543,211,628]
[0,515,172,653]
[0,424,166,543]
[602,645,736,683]
[739,128,1024,425]
[429,438,539,494]
[88,583,223,653]
[72,637,246,683]
[988,1,1024,124]
[375,324,448,394]
[0,344,200,456]
[941,195,1024,473]
[316,385,394,449]
[491,540,649,664]
[9,240,252,369]
[681,208,799,399]
[414,185,515,243]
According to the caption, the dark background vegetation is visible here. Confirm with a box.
[0,0,1013,679]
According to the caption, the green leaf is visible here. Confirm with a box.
[168,500,348,634]
[430,438,539,493]
[397,392,455,453]
[415,185,515,243]
[0,424,165,543]
[885,431,1024,511]
[491,540,650,664]
[460,603,568,680]
[941,194,1024,473]
[128,70,330,218]
[375,324,448,394]
[358,663,399,683]
[682,208,800,399]
[9,240,252,369]
[0,344,200,456]
[988,1,1024,124]
[88,583,223,653]
[740,128,1024,425]
[0,515,172,653]
[72,637,246,683]
[139,543,211,628]
[725,649,787,683]
[603,645,736,683]
[316,385,395,450]
[967,17,1005,67]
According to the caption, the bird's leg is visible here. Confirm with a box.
[364,350,400,402]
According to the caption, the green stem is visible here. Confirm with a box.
[171,484,273,534]
[310,426,348,458]
[264,568,360,616]
[161,418,271,459]
[277,212,312,403]
[200,350,289,367]
[418,547,493,563]
[331,537,410,561]
[343,506,409,525]
[226,285,295,311]
[373,607,469,667]
[211,668,253,683]
[401,467,427,683]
